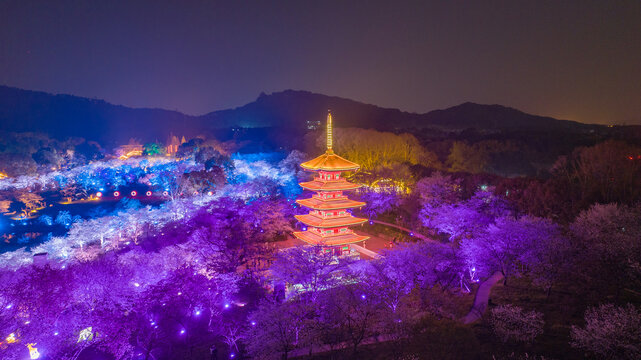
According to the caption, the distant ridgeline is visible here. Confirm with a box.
[0,85,625,148]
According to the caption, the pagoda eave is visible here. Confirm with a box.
[293,231,369,246]
[299,180,362,191]
[296,198,365,211]
[300,150,360,172]
[295,214,368,228]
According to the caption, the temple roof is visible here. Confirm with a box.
[293,231,369,246]
[299,179,362,191]
[295,214,367,228]
[296,197,365,210]
[300,149,360,171]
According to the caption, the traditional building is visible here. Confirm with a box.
[115,138,143,160]
[166,133,186,156]
[293,112,369,254]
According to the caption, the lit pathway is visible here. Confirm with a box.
[461,271,504,324]
[350,243,382,259]
[370,219,439,244]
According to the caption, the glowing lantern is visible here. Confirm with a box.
[77,327,94,343]
[162,191,169,197]
[131,191,137,196]
[114,191,120,197]
[207,191,213,196]
[96,192,102,198]
[27,343,40,359]
[146,191,152,196]
[5,332,17,343]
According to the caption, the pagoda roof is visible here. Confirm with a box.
[293,231,369,246]
[296,197,365,210]
[300,150,360,171]
[299,179,362,191]
[295,214,367,228]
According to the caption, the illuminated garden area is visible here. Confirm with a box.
[2,2,641,359]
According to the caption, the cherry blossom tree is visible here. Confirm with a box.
[420,188,510,242]
[271,245,355,303]
[570,203,641,297]
[460,215,559,285]
[570,303,641,359]
[318,283,383,356]
[490,304,544,344]
[245,299,316,360]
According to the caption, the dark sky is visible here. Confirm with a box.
[1,1,640,124]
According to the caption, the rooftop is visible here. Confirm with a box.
[295,214,368,228]
[293,231,369,246]
[299,179,362,191]
[300,149,360,172]
[296,197,365,210]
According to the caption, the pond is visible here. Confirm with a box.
[1,185,167,253]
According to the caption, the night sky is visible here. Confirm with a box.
[1,0,639,124]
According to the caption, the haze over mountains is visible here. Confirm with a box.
[0,85,598,146]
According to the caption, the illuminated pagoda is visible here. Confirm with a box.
[293,111,369,254]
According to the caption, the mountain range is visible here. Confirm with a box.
[0,85,599,146]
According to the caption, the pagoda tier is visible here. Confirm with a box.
[295,214,368,228]
[293,111,369,249]
[293,230,369,247]
[299,179,361,191]
[296,197,365,211]
[300,149,359,172]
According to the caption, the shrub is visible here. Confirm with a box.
[570,303,641,359]
[490,304,544,344]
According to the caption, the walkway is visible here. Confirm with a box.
[370,219,439,244]
[350,243,382,259]
[461,271,504,324]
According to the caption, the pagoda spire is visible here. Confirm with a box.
[326,110,333,152]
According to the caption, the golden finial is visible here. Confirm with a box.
[326,110,333,151]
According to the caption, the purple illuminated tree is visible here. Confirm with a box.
[271,245,355,303]
[460,215,560,285]
[245,299,317,360]
[358,189,401,220]
[420,187,510,242]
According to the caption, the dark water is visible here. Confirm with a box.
[1,186,167,253]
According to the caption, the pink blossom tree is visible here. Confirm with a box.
[490,304,544,344]
[571,303,641,359]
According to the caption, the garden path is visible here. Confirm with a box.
[370,219,439,244]
[462,271,504,324]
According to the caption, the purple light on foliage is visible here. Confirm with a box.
[361,294,366,300]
